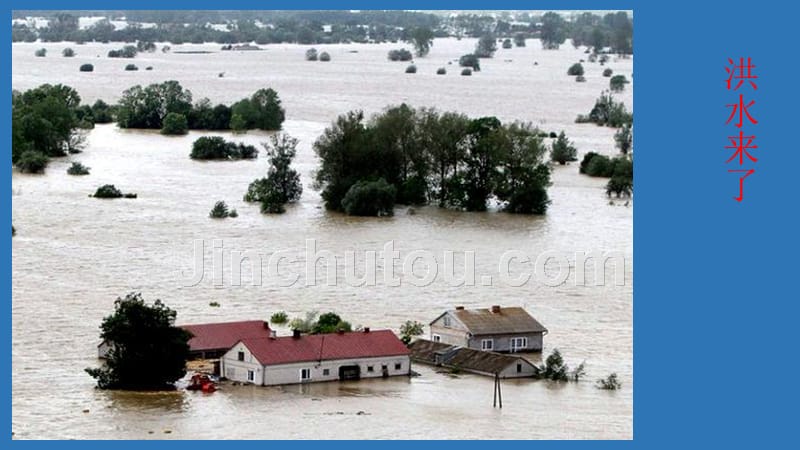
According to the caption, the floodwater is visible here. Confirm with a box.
[12,38,633,439]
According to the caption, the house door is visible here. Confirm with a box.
[338,365,360,381]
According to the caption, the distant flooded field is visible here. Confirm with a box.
[12,38,632,439]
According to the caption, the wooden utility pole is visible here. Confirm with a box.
[493,372,503,408]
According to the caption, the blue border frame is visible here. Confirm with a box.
[7,0,799,446]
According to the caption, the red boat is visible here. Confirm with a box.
[187,374,217,393]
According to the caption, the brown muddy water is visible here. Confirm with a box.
[12,38,632,439]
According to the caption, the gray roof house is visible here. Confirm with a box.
[429,305,547,353]
[408,339,538,378]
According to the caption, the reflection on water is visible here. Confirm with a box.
[12,37,632,439]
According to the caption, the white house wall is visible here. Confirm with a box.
[260,355,410,386]
[220,342,264,384]
[220,341,411,386]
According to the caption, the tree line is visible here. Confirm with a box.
[314,105,553,216]
[14,10,632,55]
[11,81,285,173]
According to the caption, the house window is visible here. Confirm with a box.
[300,368,311,381]
[510,337,528,352]
[395,363,402,370]
[367,365,374,372]
[481,339,494,351]
[323,369,330,376]
[432,334,441,342]
[247,370,255,382]
[517,363,522,373]
[237,351,245,361]
[443,316,452,327]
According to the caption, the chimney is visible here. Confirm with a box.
[270,330,277,339]
[363,327,370,333]
[263,321,270,329]
[491,305,501,314]
[337,329,345,335]
[455,306,465,310]
[292,329,301,339]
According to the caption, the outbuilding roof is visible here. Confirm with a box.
[239,330,410,366]
[434,306,547,335]
[408,339,537,375]
[181,320,272,352]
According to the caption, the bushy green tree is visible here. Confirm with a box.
[550,131,578,165]
[319,52,331,62]
[62,47,75,57]
[209,200,237,218]
[474,34,497,58]
[540,12,567,49]
[405,64,417,73]
[91,100,114,123]
[502,38,512,49]
[12,84,84,164]
[610,74,628,92]
[85,293,191,390]
[407,27,434,56]
[244,134,302,213]
[399,320,425,345]
[93,184,123,198]
[117,81,193,129]
[577,92,632,128]
[161,112,188,135]
[568,63,585,76]
[191,136,258,160]
[231,88,285,131]
[35,48,47,57]
[79,63,94,72]
[458,54,481,71]
[16,150,49,173]
[341,178,397,216]
[311,312,352,334]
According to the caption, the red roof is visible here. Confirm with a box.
[181,320,271,352]
[240,330,410,366]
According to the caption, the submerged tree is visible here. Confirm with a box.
[407,26,434,57]
[244,134,302,213]
[85,293,191,390]
[399,320,425,345]
[474,34,497,58]
[550,131,578,165]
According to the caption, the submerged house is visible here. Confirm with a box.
[220,328,411,386]
[408,339,538,378]
[98,319,273,360]
[429,305,547,352]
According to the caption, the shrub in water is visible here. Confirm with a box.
[161,113,188,135]
[67,162,90,175]
[319,52,331,62]
[35,48,47,57]
[62,48,75,57]
[93,184,123,198]
[341,178,396,217]
[16,150,49,173]
[461,68,473,76]
[305,48,318,61]
[436,67,446,75]
[603,68,613,77]
[124,64,138,71]
[567,62,584,76]
[610,75,628,92]
[387,48,413,61]
[458,54,480,71]
[576,75,586,82]
[405,64,417,74]
[209,200,235,218]
[79,63,94,72]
